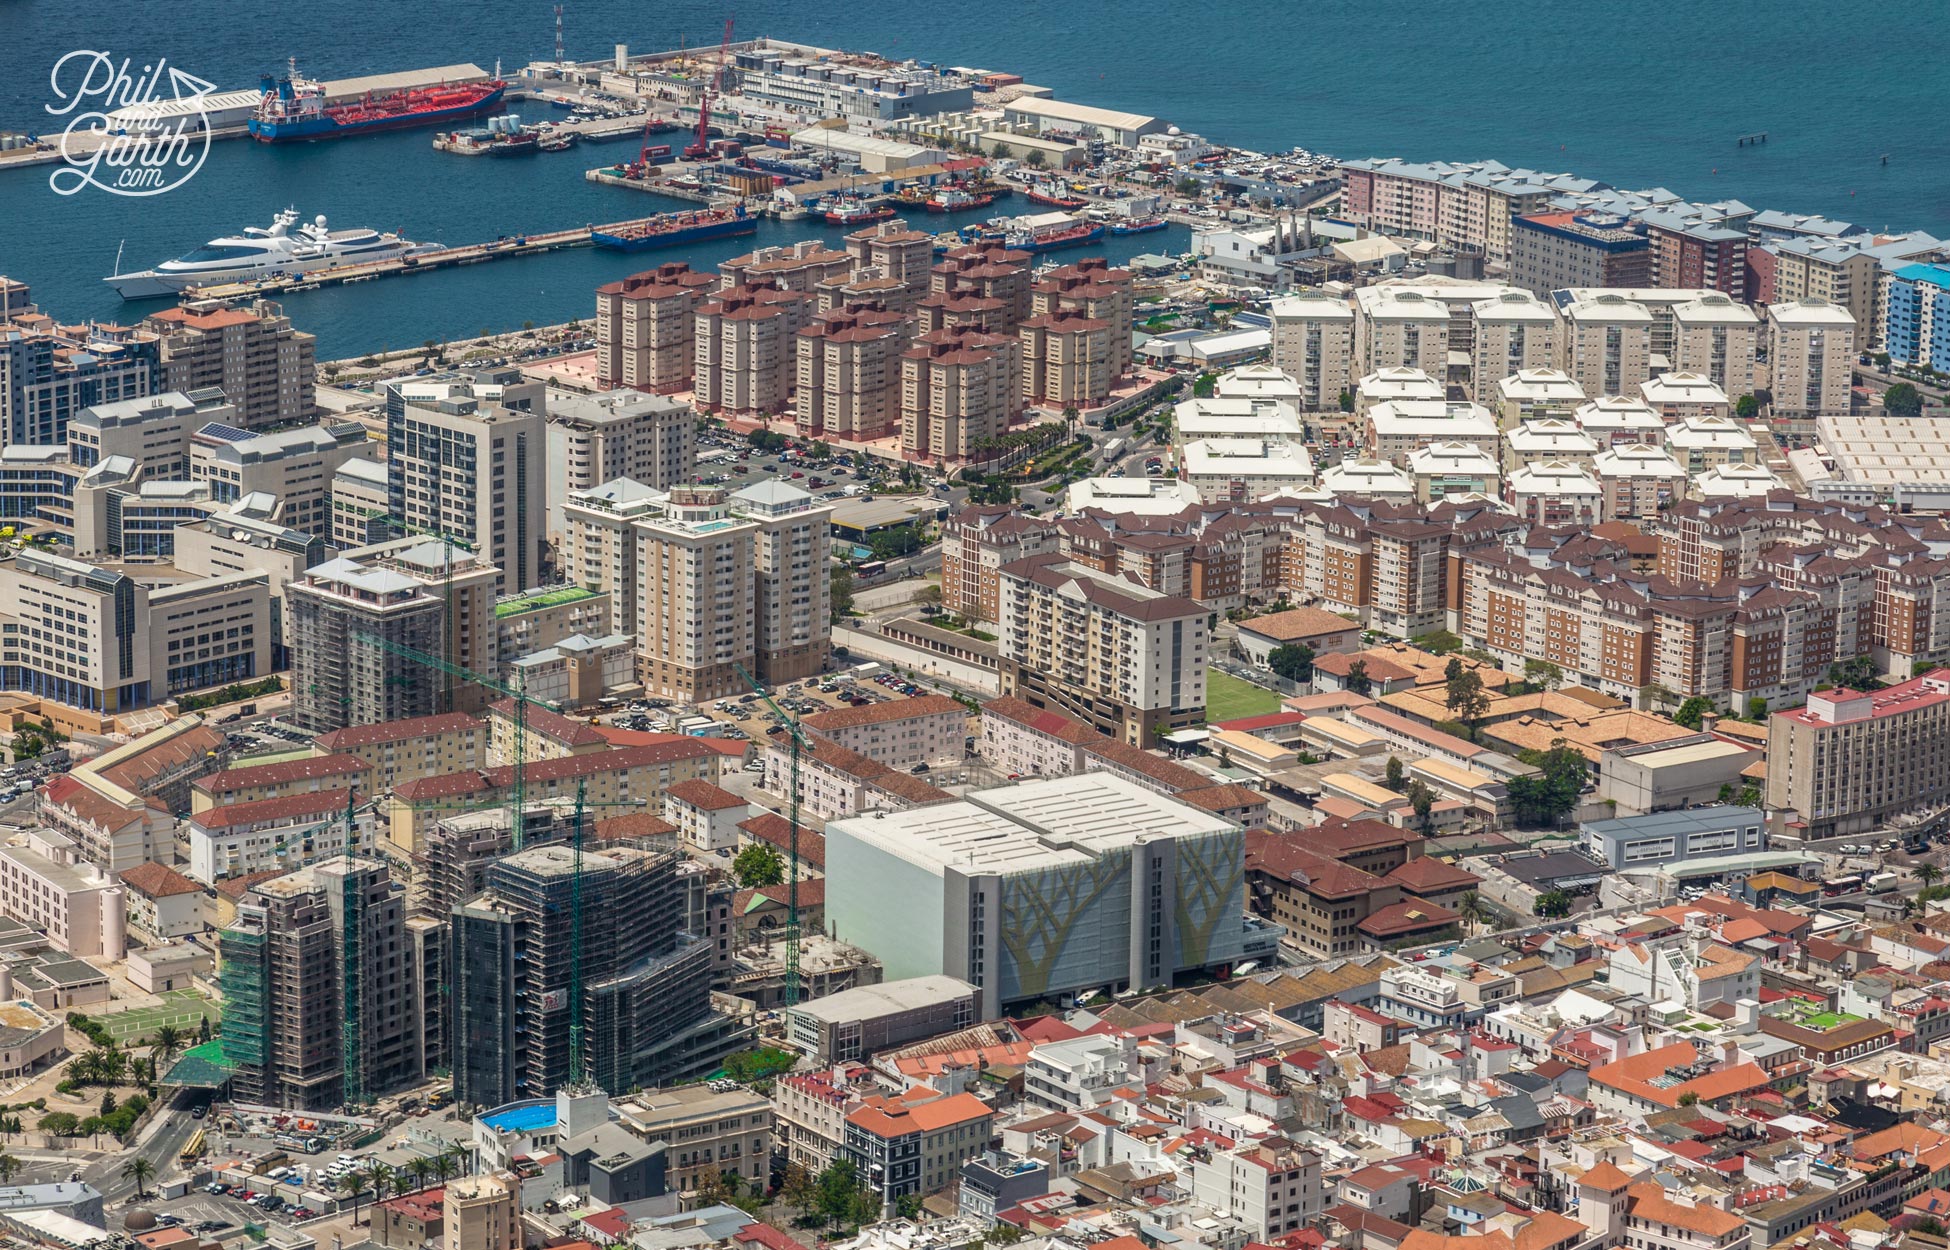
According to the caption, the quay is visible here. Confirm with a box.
[584,168,739,206]
[180,218,655,299]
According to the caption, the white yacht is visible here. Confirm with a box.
[104,209,433,298]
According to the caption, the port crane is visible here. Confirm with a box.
[683,16,736,161]
[735,661,806,1007]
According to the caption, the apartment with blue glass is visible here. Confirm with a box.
[1886,264,1950,371]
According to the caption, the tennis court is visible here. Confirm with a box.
[100,991,221,1044]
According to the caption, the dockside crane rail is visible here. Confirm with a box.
[733,660,804,1007]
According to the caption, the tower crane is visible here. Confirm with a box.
[683,16,735,161]
[734,662,804,1007]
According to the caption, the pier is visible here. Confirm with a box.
[180,217,664,300]
[584,168,740,206]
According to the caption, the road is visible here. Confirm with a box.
[85,1102,202,1210]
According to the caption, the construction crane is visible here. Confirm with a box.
[683,16,735,161]
[735,661,804,1007]
[353,632,552,849]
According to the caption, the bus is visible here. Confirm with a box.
[1822,875,1863,897]
[854,559,887,579]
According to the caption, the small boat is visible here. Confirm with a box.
[1109,216,1168,236]
[822,195,895,226]
[1027,184,1088,210]
[537,131,578,153]
[925,188,995,214]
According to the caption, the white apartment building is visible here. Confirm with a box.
[1024,1034,1161,1112]
[1639,371,1732,420]
[64,389,234,482]
[1505,460,1604,526]
[386,374,548,595]
[1182,438,1317,503]
[1502,419,1599,471]
[1173,395,1309,451]
[187,790,379,884]
[996,555,1211,745]
[0,831,125,959]
[1768,298,1857,422]
[1317,458,1418,502]
[663,780,749,853]
[1469,293,1558,399]
[561,477,667,639]
[1666,415,1757,473]
[329,456,390,550]
[976,696,1097,779]
[1576,395,1667,447]
[187,420,369,539]
[1352,286,1450,378]
[544,390,696,542]
[1557,294,1655,399]
[1408,441,1501,502]
[801,695,967,771]
[1365,400,1500,466]
[1268,292,1355,410]
[1187,1140,1323,1241]
[1495,368,1586,427]
[1593,444,1688,520]
[1669,295,1760,398]
[1354,367,1445,416]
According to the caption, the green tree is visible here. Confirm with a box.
[1829,654,1883,690]
[1523,659,1564,691]
[732,843,787,889]
[1920,864,1942,888]
[1734,394,1760,419]
[1174,176,1198,198]
[1534,890,1572,919]
[1444,664,1489,734]
[1886,382,1925,417]
[1415,630,1463,656]
[1267,644,1315,683]
[1384,755,1406,793]
[1025,148,1046,169]
[1675,1090,1700,1107]
[1343,659,1373,697]
[408,1156,434,1194]
[1638,683,1677,713]
[814,1158,865,1228]
[1673,695,1716,731]
[781,1162,818,1216]
[1508,740,1589,827]
[1874,352,1891,369]
[121,1156,155,1199]
[895,1193,925,1220]
[808,441,832,460]
[722,1046,797,1086]
[985,1224,1028,1248]
[1338,389,1354,413]
[695,1166,730,1206]
[1747,698,1768,720]
[150,1024,183,1075]
[1407,780,1436,835]
[0,1155,17,1185]
[336,1171,367,1223]
[830,566,855,621]
[99,1091,116,1117]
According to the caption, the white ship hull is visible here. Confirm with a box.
[103,208,426,299]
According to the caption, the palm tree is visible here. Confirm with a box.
[1920,863,1942,888]
[441,1143,470,1182]
[407,1157,434,1194]
[335,1171,366,1223]
[362,1163,393,1218]
[151,1025,184,1074]
[121,1156,155,1199]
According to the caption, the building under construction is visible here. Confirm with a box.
[217,856,424,1110]
[450,842,747,1109]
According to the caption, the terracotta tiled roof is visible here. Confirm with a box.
[1238,607,1363,642]
[666,779,747,811]
[119,861,202,898]
[982,696,1106,745]
[197,754,369,795]
[491,699,607,748]
[803,694,965,732]
[193,788,360,832]
[314,712,482,752]
[738,813,825,869]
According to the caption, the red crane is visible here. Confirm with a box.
[683,16,735,161]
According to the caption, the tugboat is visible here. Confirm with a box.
[1026,182,1088,210]
[925,187,996,213]
[1109,216,1168,235]
[822,195,896,226]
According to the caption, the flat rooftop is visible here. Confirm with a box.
[790,974,978,1023]
[828,773,1235,876]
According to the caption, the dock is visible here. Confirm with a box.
[178,216,667,300]
[584,168,739,206]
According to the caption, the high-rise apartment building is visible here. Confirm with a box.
[1556,294,1655,398]
[386,372,547,595]
[545,390,696,541]
[1509,212,1652,296]
[285,537,502,730]
[452,843,731,1108]
[0,286,160,447]
[1269,292,1355,411]
[634,487,756,702]
[64,388,234,480]
[595,263,719,394]
[1031,258,1134,379]
[930,245,1033,328]
[997,553,1211,744]
[1767,674,1950,838]
[693,286,817,417]
[329,457,390,550]
[741,480,834,683]
[794,305,911,441]
[845,219,936,296]
[218,856,422,1110]
[1020,311,1113,408]
[1767,299,1856,424]
[900,327,1022,463]
[143,298,315,430]
[1352,286,1450,379]
[1669,295,1760,398]
[721,240,852,292]
[1468,292,1558,398]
